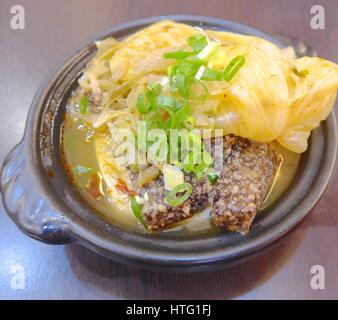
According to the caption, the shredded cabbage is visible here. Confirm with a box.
[79,20,338,153]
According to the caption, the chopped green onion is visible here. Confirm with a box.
[194,65,206,80]
[183,116,195,129]
[188,132,203,152]
[203,151,214,166]
[154,117,167,130]
[167,65,174,77]
[156,96,176,120]
[183,56,205,65]
[156,95,176,109]
[193,161,208,178]
[147,82,162,96]
[176,62,200,77]
[164,51,194,59]
[79,96,88,115]
[145,118,156,131]
[74,165,93,175]
[171,103,191,129]
[175,73,190,98]
[147,138,168,163]
[136,93,151,114]
[181,143,215,178]
[197,41,220,60]
[192,152,214,178]
[187,34,208,51]
[130,197,145,225]
[179,131,201,154]
[223,55,246,82]
[201,68,222,81]
[183,152,195,172]
[165,182,192,207]
[207,173,219,185]
[146,89,158,106]
[172,160,183,169]
[169,129,180,163]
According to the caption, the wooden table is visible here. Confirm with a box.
[0,0,337,299]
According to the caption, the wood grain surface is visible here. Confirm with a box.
[0,0,337,299]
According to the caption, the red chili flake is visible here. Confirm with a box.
[115,179,137,196]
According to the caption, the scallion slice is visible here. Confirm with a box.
[156,96,176,118]
[156,95,176,109]
[195,65,206,80]
[165,182,192,207]
[176,62,200,77]
[207,173,219,185]
[79,95,88,115]
[193,161,208,178]
[197,41,219,60]
[136,93,151,114]
[183,55,205,65]
[164,51,194,59]
[130,197,145,225]
[175,73,190,98]
[203,151,214,166]
[183,152,195,173]
[223,55,246,82]
[171,103,191,129]
[187,34,208,51]
[147,82,162,96]
[201,68,222,81]
[191,132,203,148]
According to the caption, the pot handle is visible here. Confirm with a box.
[0,142,72,244]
